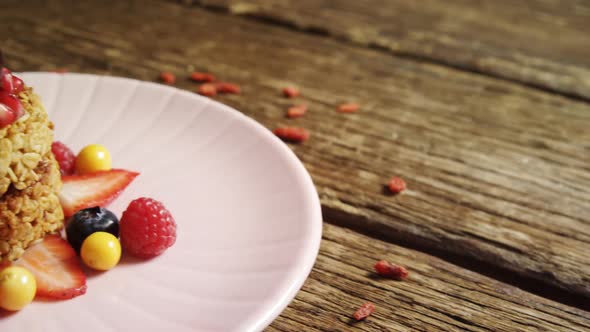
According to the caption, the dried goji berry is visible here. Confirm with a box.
[282,87,300,98]
[190,72,216,82]
[337,102,360,113]
[353,302,375,321]
[216,82,241,94]
[273,127,309,143]
[374,260,409,279]
[197,83,218,97]
[387,177,406,194]
[160,71,176,84]
[287,104,307,118]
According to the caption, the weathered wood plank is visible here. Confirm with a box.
[1,0,589,299]
[182,0,590,100]
[267,223,590,331]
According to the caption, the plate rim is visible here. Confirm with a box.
[16,72,323,331]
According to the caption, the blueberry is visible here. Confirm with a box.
[66,206,119,253]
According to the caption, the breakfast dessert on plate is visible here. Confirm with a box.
[0,66,64,262]
[0,59,177,312]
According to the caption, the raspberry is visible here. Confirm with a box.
[51,141,76,175]
[120,197,177,258]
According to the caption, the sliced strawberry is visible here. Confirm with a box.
[14,235,87,299]
[59,169,139,216]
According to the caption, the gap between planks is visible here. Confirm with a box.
[322,205,590,312]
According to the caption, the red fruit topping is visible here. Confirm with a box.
[216,82,241,94]
[374,260,409,279]
[0,67,26,128]
[0,92,24,117]
[197,83,218,97]
[0,68,14,92]
[282,87,300,98]
[51,141,76,176]
[14,235,87,299]
[160,71,176,84]
[11,75,24,94]
[0,103,17,128]
[387,177,406,194]
[120,197,177,258]
[287,104,307,118]
[353,302,375,321]
[273,127,310,143]
[59,169,139,216]
[337,102,360,113]
[190,72,216,82]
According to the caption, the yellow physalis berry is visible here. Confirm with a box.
[80,232,121,271]
[0,266,37,311]
[75,144,112,174]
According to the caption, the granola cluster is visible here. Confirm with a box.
[0,87,54,195]
[0,87,64,261]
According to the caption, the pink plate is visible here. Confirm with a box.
[2,73,322,331]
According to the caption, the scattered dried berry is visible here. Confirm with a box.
[197,83,218,97]
[387,177,406,194]
[338,102,360,113]
[190,72,216,82]
[282,87,300,98]
[353,302,375,321]
[216,82,241,94]
[273,127,309,143]
[160,71,176,84]
[374,260,409,279]
[287,104,308,118]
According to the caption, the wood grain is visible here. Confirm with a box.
[183,0,590,101]
[268,223,590,331]
[1,0,589,301]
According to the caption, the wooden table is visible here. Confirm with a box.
[2,0,589,330]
